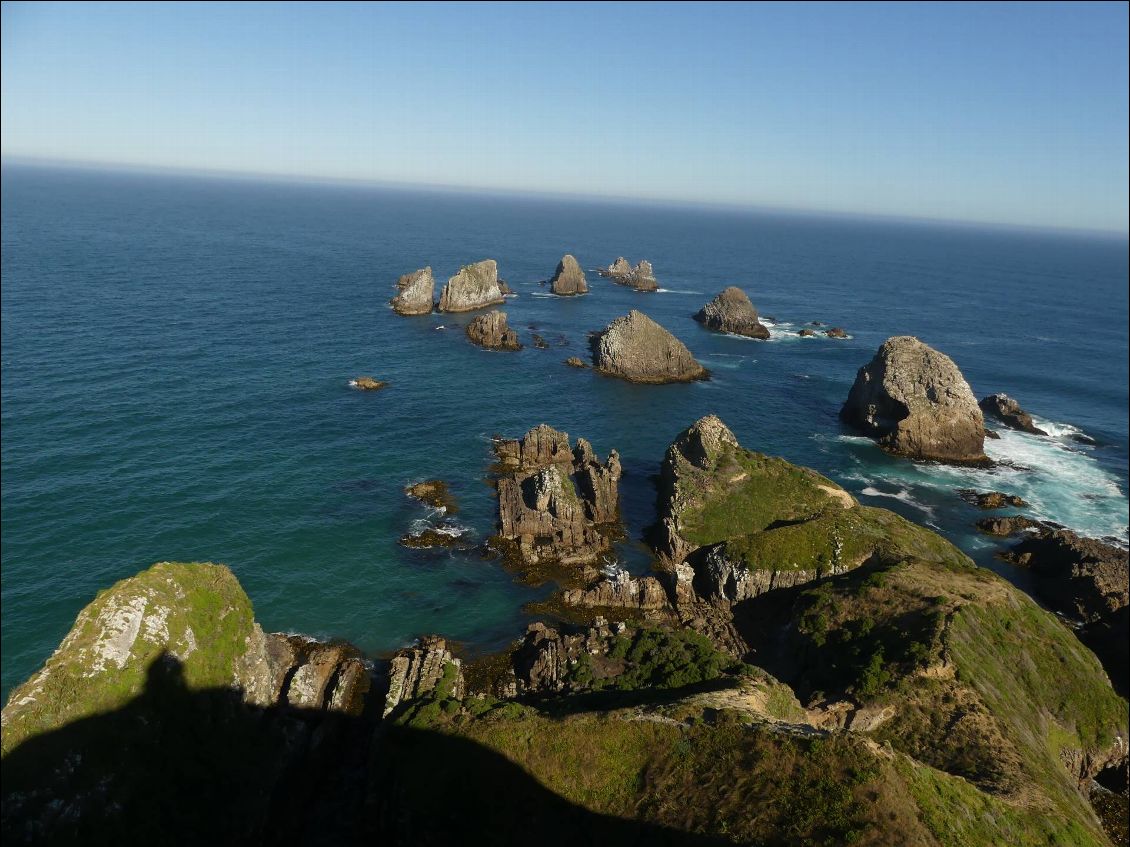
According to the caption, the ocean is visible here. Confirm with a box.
[2,163,1127,699]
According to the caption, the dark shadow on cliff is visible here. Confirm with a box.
[2,653,729,847]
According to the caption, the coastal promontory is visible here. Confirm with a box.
[693,286,770,339]
[591,310,708,383]
[437,259,506,312]
[841,336,989,464]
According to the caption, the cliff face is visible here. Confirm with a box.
[841,336,988,464]
[592,310,708,384]
[437,260,506,312]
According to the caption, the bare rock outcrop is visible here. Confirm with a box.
[958,489,1027,509]
[437,260,506,312]
[491,425,621,568]
[598,257,658,291]
[841,336,989,464]
[693,287,770,339]
[591,310,708,384]
[238,629,371,714]
[979,393,1049,436]
[976,515,1043,537]
[549,254,588,295]
[390,266,435,315]
[561,568,671,611]
[564,356,588,369]
[383,635,464,717]
[466,310,521,350]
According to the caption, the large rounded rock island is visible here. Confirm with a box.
[591,310,708,384]
[841,335,988,464]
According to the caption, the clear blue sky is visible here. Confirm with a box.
[2,1,1127,232]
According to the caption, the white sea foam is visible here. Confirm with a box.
[655,288,702,295]
[858,485,937,518]
[840,428,1128,541]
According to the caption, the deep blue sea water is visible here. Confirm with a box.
[3,164,1128,699]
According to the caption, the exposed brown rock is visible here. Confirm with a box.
[405,480,458,513]
[693,287,770,339]
[510,619,631,695]
[549,254,588,295]
[979,394,1049,436]
[466,310,521,350]
[383,636,464,717]
[598,257,658,291]
[976,515,1043,537]
[591,310,708,384]
[841,336,989,464]
[797,329,817,337]
[564,356,588,369]
[438,259,506,312]
[390,266,435,315]
[491,425,622,568]
[825,327,848,339]
[958,489,1028,510]
[350,377,387,391]
[532,334,550,349]
[238,628,371,716]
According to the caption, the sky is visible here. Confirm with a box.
[2,1,1128,232]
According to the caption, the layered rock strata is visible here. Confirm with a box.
[841,336,989,464]
[491,425,621,567]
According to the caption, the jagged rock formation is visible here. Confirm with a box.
[437,260,506,312]
[693,287,769,339]
[798,328,816,337]
[531,333,549,349]
[239,628,371,713]
[598,257,658,291]
[841,336,989,464]
[561,569,671,611]
[390,267,435,315]
[498,280,514,295]
[549,254,587,295]
[564,356,588,368]
[591,310,707,384]
[958,489,1027,509]
[491,425,621,568]
[350,376,387,391]
[466,310,522,350]
[825,327,848,339]
[510,619,627,695]
[979,393,1049,436]
[1000,528,1128,624]
[976,515,1043,536]
[383,636,464,717]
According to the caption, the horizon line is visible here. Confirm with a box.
[3,153,1127,240]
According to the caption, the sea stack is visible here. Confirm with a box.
[437,260,506,312]
[599,257,659,291]
[549,254,588,295]
[979,394,1049,436]
[693,287,770,339]
[390,267,435,315]
[466,310,522,350]
[592,310,708,384]
[841,336,988,464]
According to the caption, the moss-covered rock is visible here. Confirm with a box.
[2,561,254,756]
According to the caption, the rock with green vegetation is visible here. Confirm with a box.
[389,266,435,315]
[492,425,622,569]
[384,635,464,718]
[1,561,374,845]
[841,336,989,464]
[549,253,588,295]
[437,259,506,312]
[693,286,770,339]
[591,310,708,383]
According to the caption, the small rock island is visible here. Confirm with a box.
[693,286,770,339]
[548,254,587,295]
[598,257,659,291]
[591,310,708,383]
[390,266,435,315]
[466,310,522,350]
[438,259,506,312]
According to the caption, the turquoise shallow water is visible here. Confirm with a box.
[2,164,1128,699]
